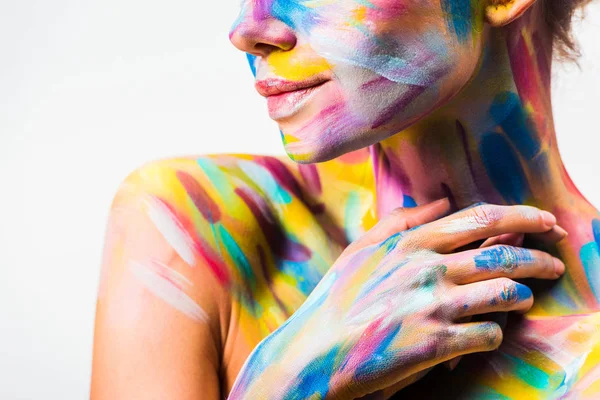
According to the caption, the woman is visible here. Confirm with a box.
[91,0,600,398]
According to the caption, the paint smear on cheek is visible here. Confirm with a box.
[129,259,209,323]
[311,30,448,87]
[296,0,450,86]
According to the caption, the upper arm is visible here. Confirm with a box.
[91,160,228,400]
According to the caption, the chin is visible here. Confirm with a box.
[278,103,440,165]
[281,132,346,164]
[280,118,390,164]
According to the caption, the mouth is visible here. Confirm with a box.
[255,77,330,120]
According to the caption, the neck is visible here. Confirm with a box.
[370,10,600,314]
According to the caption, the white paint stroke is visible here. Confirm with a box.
[438,215,489,234]
[144,195,197,266]
[129,259,208,323]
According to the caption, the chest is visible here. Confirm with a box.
[397,313,600,399]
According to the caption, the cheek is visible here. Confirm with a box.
[322,31,455,130]
[302,3,455,100]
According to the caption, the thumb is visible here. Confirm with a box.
[348,198,451,252]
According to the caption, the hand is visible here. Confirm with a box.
[228,200,565,399]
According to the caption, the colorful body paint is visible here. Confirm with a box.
[233,2,600,397]
[95,1,600,399]
[474,247,534,272]
[230,0,484,162]
[441,0,474,43]
[128,259,209,323]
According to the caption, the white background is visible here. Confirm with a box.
[0,1,599,399]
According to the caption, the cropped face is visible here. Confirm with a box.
[230,0,487,162]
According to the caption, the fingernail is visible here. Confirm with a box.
[515,233,525,247]
[515,283,533,301]
[554,225,568,239]
[431,198,449,206]
[541,211,557,228]
[554,257,566,276]
[448,356,462,371]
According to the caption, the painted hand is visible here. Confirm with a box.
[229,201,565,399]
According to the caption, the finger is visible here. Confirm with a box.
[527,225,568,247]
[446,321,503,357]
[445,245,564,284]
[449,278,534,319]
[480,232,524,248]
[414,204,557,253]
[443,314,472,370]
[444,356,462,371]
[347,198,451,252]
[482,225,568,249]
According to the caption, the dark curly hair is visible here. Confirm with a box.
[545,0,594,59]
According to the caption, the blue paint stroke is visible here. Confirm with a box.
[515,283,533,301]
[490,92,540,160]
[580,241,600,302]
[283,344,341,399]
[271,0,316,31]
[441,0,473,43]
[355,323,402,380]
[218,225,256,290]
[357,261,409,301]
[493,283,532,304]
[238,160,292,204]
[593,218,600,246]
[246,53,257,77]
[233,271,337,392]
[381,232,403,256]
[480,132,530,204]
[280,260,322,296]
[474,246,534,271]
[501,353,557,390]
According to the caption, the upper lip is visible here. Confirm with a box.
[255,76,329,97]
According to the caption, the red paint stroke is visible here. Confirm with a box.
[255,157,304,199]
[151,195,230,285]
[298,164,322,196]
[176,170,221,223]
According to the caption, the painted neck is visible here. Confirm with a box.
[370,12,600,313]
[372,15,579,215]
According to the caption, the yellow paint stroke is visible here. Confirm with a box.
[302,0,337,8]
[267,45,332,81]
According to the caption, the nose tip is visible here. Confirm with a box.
[229,14,297,58]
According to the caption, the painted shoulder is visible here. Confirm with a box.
[112,153,371,304]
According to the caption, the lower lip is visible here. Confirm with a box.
[267,82,328,120]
